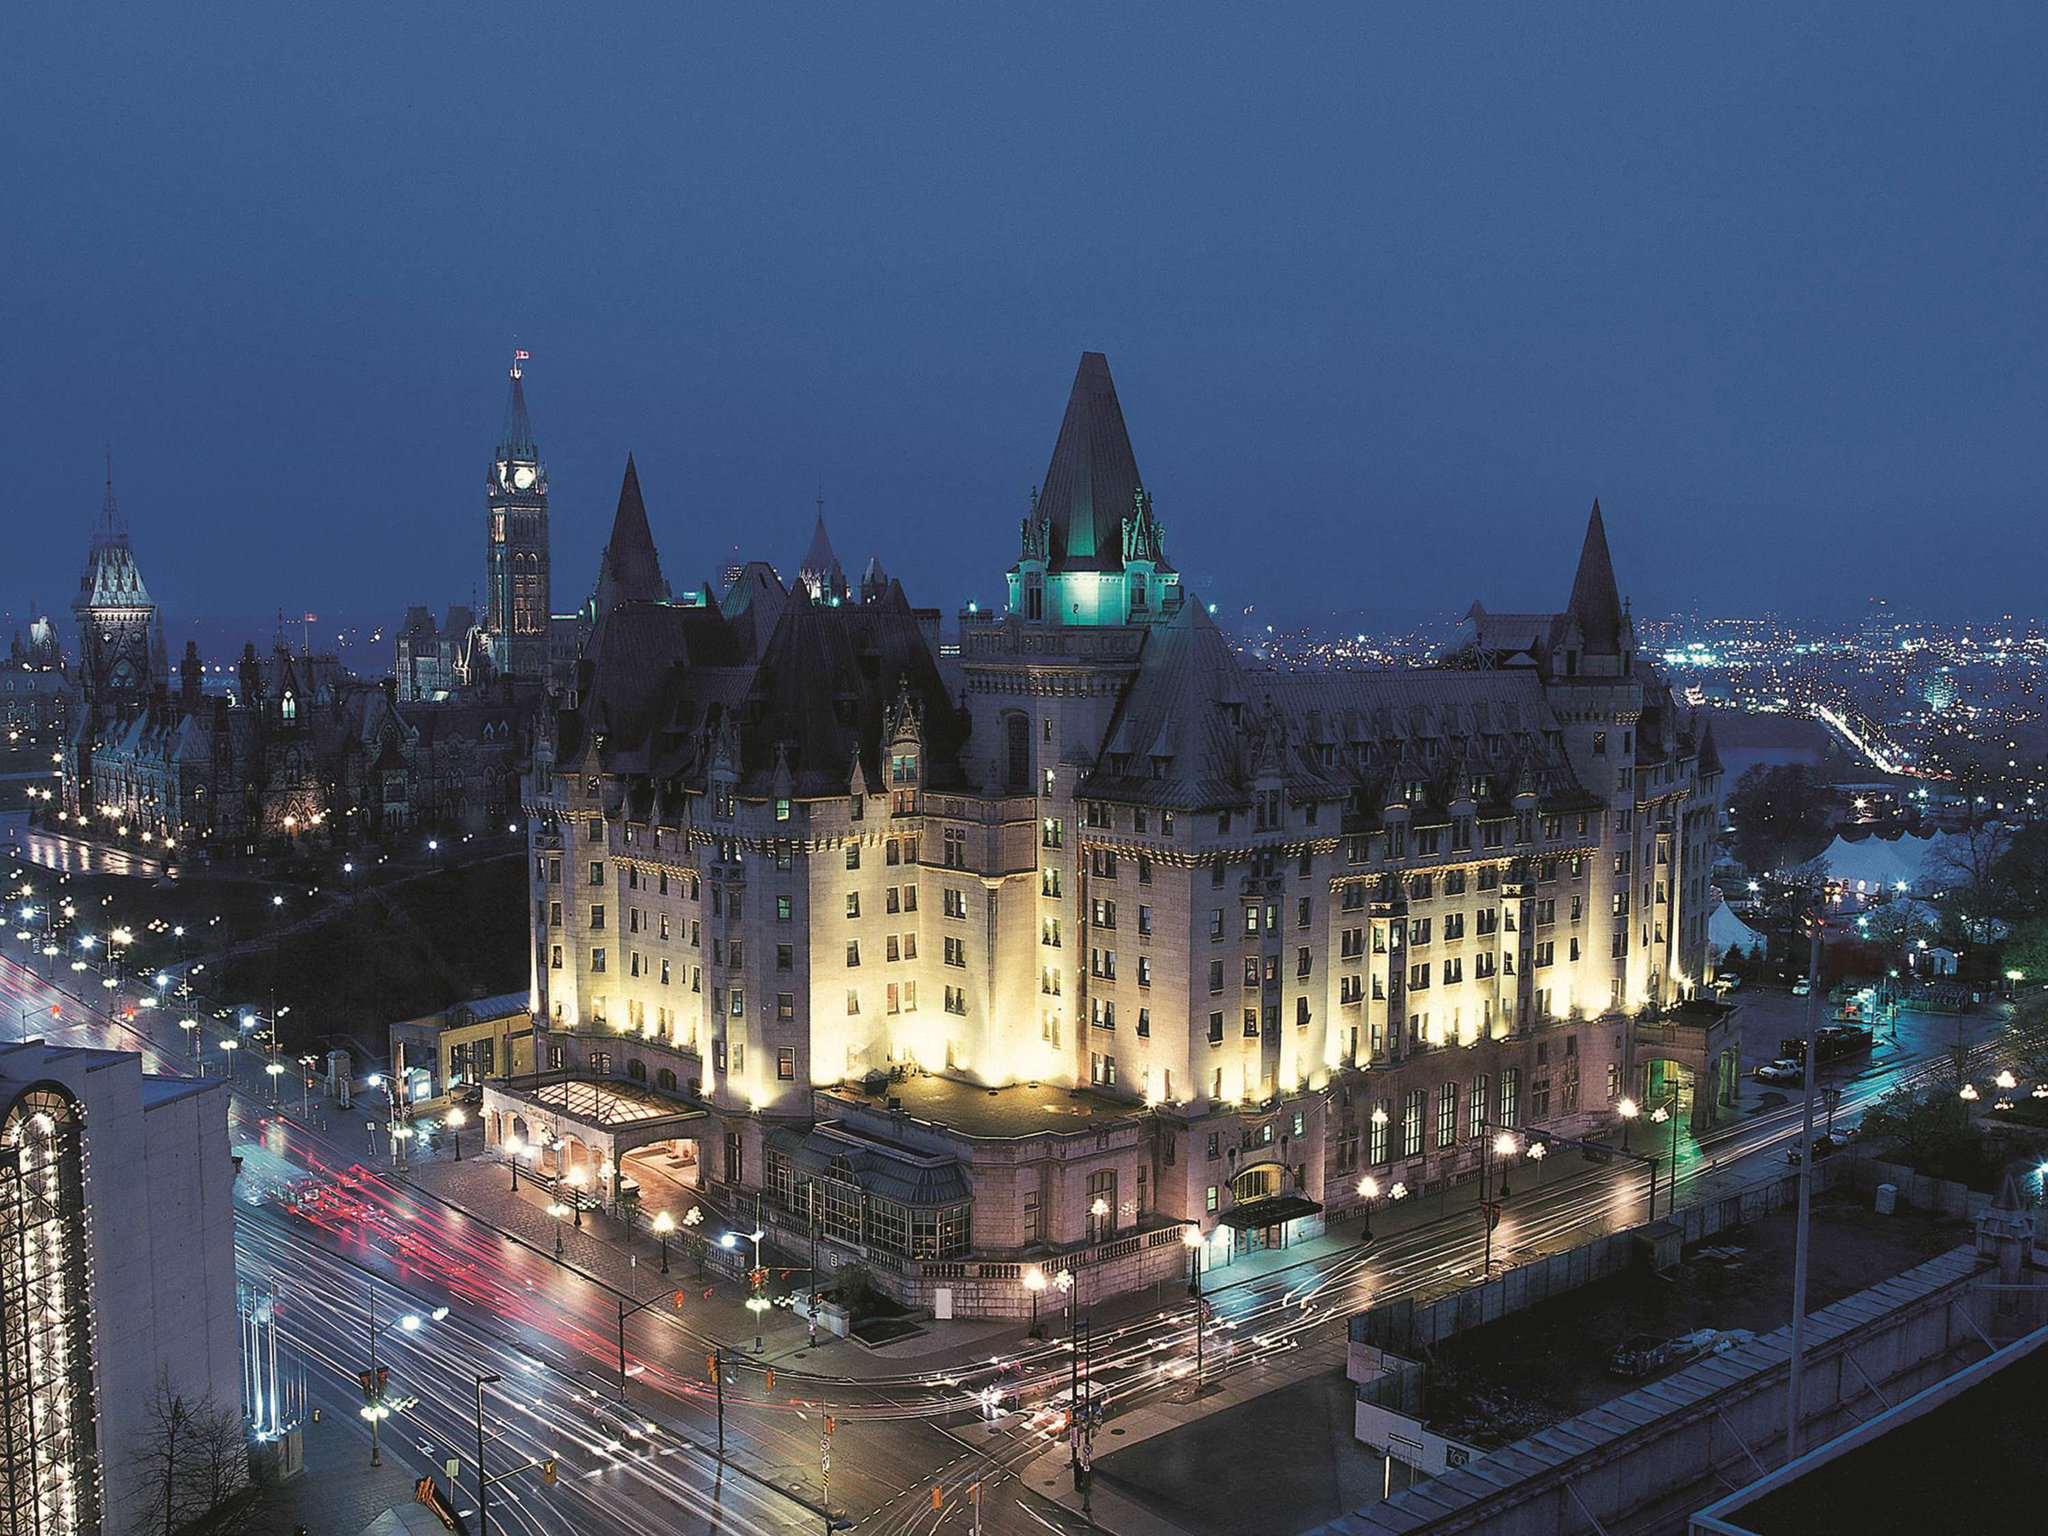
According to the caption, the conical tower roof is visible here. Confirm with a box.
[1566,500,1625,653]
[77,466,151,611]
[1037,352,1144,573]
[591,455,669,616]
[498,359,538,460]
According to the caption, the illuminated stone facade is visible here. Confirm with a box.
[518,354,1724,1311]
[0,1043,239,1536]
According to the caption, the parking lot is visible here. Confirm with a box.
[1718,982,2002,1127]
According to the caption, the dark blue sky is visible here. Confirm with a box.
[6,5,2042,637]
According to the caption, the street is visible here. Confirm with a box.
[0,824,2008,1535]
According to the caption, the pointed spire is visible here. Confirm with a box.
[1566,500,1625,653]
[1696,714,1722,777]
[799,515,848,602]
[1037,352,1145,573]
[591,454,669,617]
[98,449,124,543]
[499,353,537,460]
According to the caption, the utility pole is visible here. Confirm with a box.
[1785,911,1824,1460]
[475,1373,502,1536]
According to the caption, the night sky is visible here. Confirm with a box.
[6,5,2042,638]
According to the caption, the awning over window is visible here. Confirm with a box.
[1217,1194,1323,1231]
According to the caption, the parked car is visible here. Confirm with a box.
[1608,1328,1757,1379]
[1787,1134,1841,1166]
[1753,1059,1803,1086]
[1714,973,1743,992]
[1791,977,1811,997]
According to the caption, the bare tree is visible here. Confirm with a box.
[129,1368,249,1536]
[1925,819,2011,894]
[183,1394,250,1530]
[132,1370,194,1536]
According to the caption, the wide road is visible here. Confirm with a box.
[0,840,2008,1534]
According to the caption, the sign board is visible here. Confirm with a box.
[1357,1401,1486,1479]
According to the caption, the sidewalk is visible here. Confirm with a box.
[247,1382,445,1536]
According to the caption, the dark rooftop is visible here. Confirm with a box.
[818,1073,1148,1140]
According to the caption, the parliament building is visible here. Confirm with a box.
[497,353,1729,1314]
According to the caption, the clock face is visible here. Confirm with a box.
[513,465,536,491]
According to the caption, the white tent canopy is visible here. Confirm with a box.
[1820,830,1961,902]
[1708,895,1764,966]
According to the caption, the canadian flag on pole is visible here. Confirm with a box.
[514,350,531,361]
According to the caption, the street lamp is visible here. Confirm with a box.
[179,1017,200,1058]
[652,1210,675,1273]
[504,1132,525,1191]
[219,1038,238,1080]
[1024,1265,1047,1339]
[1617,1096,1640,1152]
[546,1200,570,1260]
[1491,1132,1520,1201]
[566,1166,588,1228]
[445,1107,465,1160]
[1651,1102,1680,1216]
[1180,1225,1206,1394]
[265,1060,284,1102]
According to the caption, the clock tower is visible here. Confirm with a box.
[73,466,165,720]
[484,352,551,681]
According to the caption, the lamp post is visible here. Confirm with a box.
[1180,1225,1205,1397]
[445,1107,465,1160]
[1491,1132,1520,1201]
[566,1166,587,1228]
[1024,1266,1046,1339]
[474,1372,502,1536]
[1357,1175,1380,1242]
[505,1133,524,1192]
[723,1215,768,1353]
[546,1201,569,1260]
[1651,1101,1680,1218]
[362,1294,447,1468]
[1617,1096,1639,1152]
[219,1038,238,1082]
[180,1016,200,1059]
[653,1210,675,1273]
[266,1060,285,1103]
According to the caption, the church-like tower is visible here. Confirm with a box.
[73,467,165,719]
[485,353,551,680]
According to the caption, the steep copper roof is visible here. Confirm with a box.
[1565,500,1625,654]
[1036,352,1144,574]
[591,456,670,617]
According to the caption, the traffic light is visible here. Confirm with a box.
[763,1368,775,1391]
[541,1457,558,1486]
[674,1290,686,1309]
[707,1353,721,1383]
[824,1415,837,1435]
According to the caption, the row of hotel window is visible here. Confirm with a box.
[1326,1064,1593,1166]
[562,977,969,1022]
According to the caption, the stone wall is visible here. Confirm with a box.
[1353,1158,1847,1354]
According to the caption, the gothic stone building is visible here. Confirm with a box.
[60,478,541,854]
[501,353,1727,1315]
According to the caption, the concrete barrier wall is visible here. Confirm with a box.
[1353,1160,1847,1354]
[1322,1249,2003,1536]
[1833,1152,1993,1221]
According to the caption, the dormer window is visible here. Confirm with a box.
[890,752,918,785]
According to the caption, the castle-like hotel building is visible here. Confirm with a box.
[505,354,1729,1312]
